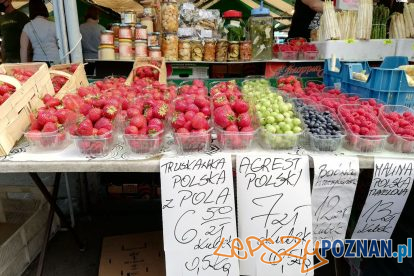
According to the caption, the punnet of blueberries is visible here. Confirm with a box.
[301,106,342,137]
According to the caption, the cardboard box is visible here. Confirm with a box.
[99,232,165,276]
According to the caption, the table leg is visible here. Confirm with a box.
[29,173,85,276]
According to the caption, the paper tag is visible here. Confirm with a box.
[384,39,393,45]
[200,29,213,38]
[346,38,355,44]
[230,20,241,27]
[352,158,414,239]
[311,156,359,244]
[182,3,195,10]
[236,154,314,276]
[160,154,239,276]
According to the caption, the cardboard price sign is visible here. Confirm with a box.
[160,154,239,276]
[236,154,314,276]
[352,158,414,239]
[311,156,359,244]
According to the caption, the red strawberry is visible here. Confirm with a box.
[37,111,58,126]
[226,125,239,132]
[201,106,211,118]
[62,94,81,111]
[127,108,141,119]
[102,105,118,120]
[125,125,139,135]
[175,100,187,113]
[45,98,61,108]
[184,111,196,121]
[194,96,209,109]
[149,118,163,128]
[77,118,94,136]
[94,117,113,130]
[233,99,249,114]
[153,102,169,119]
[213,94,229,109]
[184,120,192,131]
[97,128,111,137]
[42,122,58,133]
[241,126,255,132]
[88,108,102,123]
[191,114,209,130]
[214,105,236,128]
[79,103,93,116]
[186,103,199,113]
[148,124,162,136]
[171,112,186,130]
[144,107,153,120]
[130,115,147,129]
[237,113,252,128]
[42,94,53,104]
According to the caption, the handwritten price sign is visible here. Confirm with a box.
[160,154,239,276]
[312,156,359,244]
[352,158,414,239]
[236,154,314,276]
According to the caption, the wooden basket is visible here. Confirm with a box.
[0,186,59,276]
[0,62,54,156]
[50,63,89,100]
[125,57,167,85]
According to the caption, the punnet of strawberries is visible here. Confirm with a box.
[0,69,35,106]
[50,64,79,93]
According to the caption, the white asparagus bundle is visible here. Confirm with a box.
[336,10,357,39]
[409,4,414,30]
[318,14,325,41]
[322,1,341,40]
[390,13,410,39]
[404,4,414,38]
[356,0,373,40]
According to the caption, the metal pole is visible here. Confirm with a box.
[62,0,83,62]
[52,0,70,64]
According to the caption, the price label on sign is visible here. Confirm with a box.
[384,39,393,45]
[311,156,359,244]
[352,158,414,239]
[346,39,355,44]
[236,154,314,276]
[160,154,239,276]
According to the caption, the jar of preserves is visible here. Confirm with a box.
[111,23,120,38]
[100,30,114,45]
[162,33,178,61]
[148,32,160,47]
[119,24,132,39]
[239,41,252,61]
[135,24,147,40]
[119,39,133,60]
[227,41,239,61]
[141,16,154,33]
[222,10,246,41]
[215,39,228,61]
[161,1,179,33]
[121,11,137,24]
[203,39,216,61]
[135,40,148,57]
[178,39,191,61]
[249,5,273,60]
[191,39,203,61]
[99,45,115,60]
[149,46,162,58]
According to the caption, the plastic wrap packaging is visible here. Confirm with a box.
[194,9,221,38]
[179,2,196,28]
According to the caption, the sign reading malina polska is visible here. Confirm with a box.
[236,154,314,276]
[160,154,239,276]
[352,158,414,239]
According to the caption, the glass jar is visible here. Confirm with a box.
[228,41,239,61]
[111,23,120,39]
[121,11,137,24]
[178,39,191,61]
[141,16,154,33]
[135,40,148,57]
[239,41,252,61]
[162,33,178,61]
[191,40,203,61]
[215,39,228,61]
[135,24,147,40]
[203,39,216,61]
[99,45,115,60]
[148,32,160,47]
[149,46,162,58]
[161,1,179,33]
[119,39,133,60]
[119,24,132,39]
[249,7,273,60]
[222,10,246,41]
[143,7,155,17]
[100,30,114,45]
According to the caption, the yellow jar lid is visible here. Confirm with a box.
[99,45,115,49]
[119,39,133,42]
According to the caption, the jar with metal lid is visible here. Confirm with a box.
[223,10,246,41]
[215,39,228,61]
[101,30,114,45]
[249,5,273,60]
[119,39,133,60]
[227,41,239,61]
[119,24,132,39]
[191,40,203,61]
[141,16,154,33]
[121,11,137,24]
[149,46,162,58]
[111,23,120,38]
[99,45,115,60]
[239,41,252,61]
[143,7,155,17]
[203,39,216,61]
[135,24,147,40]
[178,39,191,61]
[161,1,179,33]
[162,33,178,61]
[148,32,160,47]
[135,40,148,57]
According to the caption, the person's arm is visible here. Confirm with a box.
[20,31,31,62]
[302,0,324,13]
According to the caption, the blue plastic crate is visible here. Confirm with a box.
[323,58,343,87]
[379,56,409,69]
[341,63,372,98]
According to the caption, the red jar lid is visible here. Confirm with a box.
[223,10,242,18]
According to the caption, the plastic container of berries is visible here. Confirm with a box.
[379,105,414,153]
[299,105,345,152]
[25,130,70,152]
[174,128,213,153]
[338,104,389,152]
[71,132,116,157]
[123,131,164,155]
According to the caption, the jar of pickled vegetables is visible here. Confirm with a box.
[228,41,239,61]
[249,5,273,60]
[161,1,179,33]
[162,33,178,61]
[239,41,252,61]
[191,39,203,61]
[223,10,245,41]
[178,39,191,61]
[203,39,216,61]
[215,39,228,62]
